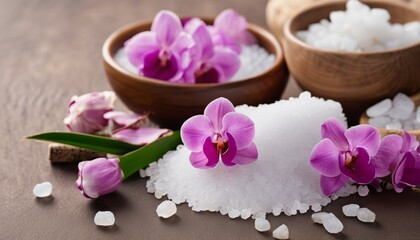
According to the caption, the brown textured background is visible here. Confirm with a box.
[0,0,419,239]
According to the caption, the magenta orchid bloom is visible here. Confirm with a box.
[373,130,420,192]
[211,9,256,54]
[184,18,240,83]
[64,91,116,134]
[310,118,380,196]
[125,10,194,82]
[181,97,258,168]
[76,158,123,199]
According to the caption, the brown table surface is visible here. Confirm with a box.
[1,0,419,239]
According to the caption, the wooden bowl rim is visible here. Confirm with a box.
[359,92,420,136]
[103,17,286,89]
[283,0,420,56]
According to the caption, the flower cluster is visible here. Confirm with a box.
[64,91,171,146]
[310,118,420,196]
[125,9,255,84]
[181,97,258,168]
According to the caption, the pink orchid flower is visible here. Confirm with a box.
[373,130,420,192]
[181,97,258,168]
[183,18,240,83]
[76,158,123,199]
[64,91,116,134]
[125,10,195,82]
[310,118,380,196]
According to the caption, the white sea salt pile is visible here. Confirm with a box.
[357,208,376,223]
[297,0,420,52]
[114,44,275,82]
[32,181,52,198]
[254,218,271,232]
[156,200,177,218]
[367,93,419,130]
[321,213,344,234]
[342,204,360,217]
[273,224,289,239]
[94,211,115,226]
[143,92,350,219]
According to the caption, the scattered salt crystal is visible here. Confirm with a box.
[416,106,420,122]
[144,92,346,218]
[228,209,241,219]
[254,218,271,232]
[385,121,402,130]
[297,0,420,52]
[321,213,344,234]
[311,204,322,212]
[367,99,392,117]
[357,208,376,223]
[273,224,289,239]
[139,169,147,178]
[357,185,369,197]
[388,93,415,120]
[385,182,394,190]
[342,204,360,217]
[32,181,52,198]
[94,211,115,226]
[156,200,177,218]
[114,44,275,82]
[368,116,391,128]
[312,212,328,224]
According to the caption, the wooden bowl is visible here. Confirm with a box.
[360,92,420,139]
[103,20,288,129]
[283,0,420,121]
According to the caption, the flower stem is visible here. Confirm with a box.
[118,131,181,180]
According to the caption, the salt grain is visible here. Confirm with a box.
[357,208,376,223]
[357,185,369,197]
[156,200,177,218]
[312,212,328,224]
[366,99,392,118]
[254,218,271,232]
[32,181,52,198]
[321,213,343,234]
[297,0,420,52]
[273,224,289,239]
[342,204,360,217]
[144,92,347,218]
[94,211,115,226]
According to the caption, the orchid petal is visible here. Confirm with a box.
[320,174,349,196]
[214,9,247,39]
[221,132,237,166]
[233,142,258,165]
[345,125,380,156]
[401,130,420,152]
[195,67,220,84]
[203,97,235,132]
[222,112,255,150]
[184,18,214,60]
[151,10,183,47]
[202,136,220,167]
[124,32,160,67]
[209,46,240,82]
[181,115,214,152]
[339,147,375,184]
[112,128,171,146]
[104,111,145,129]
[393,152,420,192]
[321,118,349,152]
[310,138,341,177]
[237,30,257,45]
[189,148,218,169]
[372,134,403,177]
[141,49,179,80]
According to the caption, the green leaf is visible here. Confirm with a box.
[119,131,181,180]
[26,132,140,155]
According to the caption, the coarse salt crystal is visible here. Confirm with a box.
[254,218,271,232]
[366,99,392,117]
[94,211,115,226]
[357,208,376,223]
[385,121,402,130]
[342,204,360,217]
[32,181,52,198]
[357,185,369,197]
[312,212,328,224]
[273,224,289,239]
[156,200,177,218]
[321,213,344,234]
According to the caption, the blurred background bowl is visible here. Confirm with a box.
[103,19,288,129]
[282,0,420,122]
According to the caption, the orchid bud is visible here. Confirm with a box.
[64,91,116,134]
[76,158,123,198]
